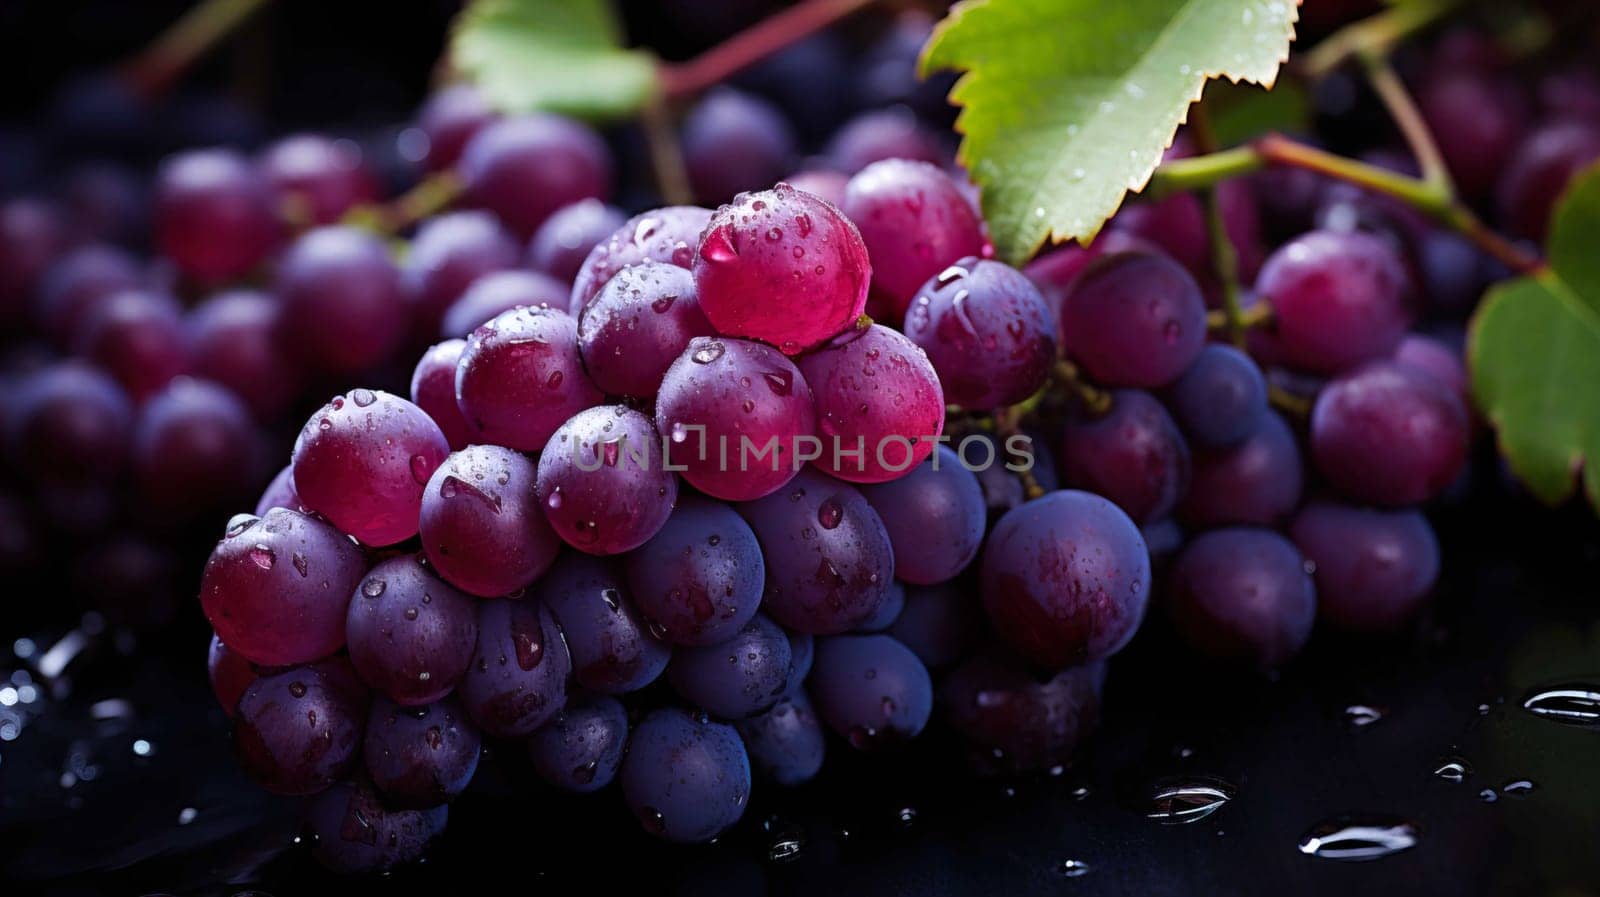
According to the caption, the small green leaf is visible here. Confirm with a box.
[921,0,1299,265]
[1470,164,1600,512]
[1202,78,1310,148]
[451,0,658,120]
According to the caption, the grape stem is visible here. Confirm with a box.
[1267,383,1312,418]
[1187,105,1248,348]
[1052,360,1112,416]
[1298,0,1462,81]
[992,406,1045,501]
[1357,49,1455,198]
[1206,302,1271,334]
[656,0,879,100]
[343,172,463,236]
[122,0,275,96]
[641,96,694,206]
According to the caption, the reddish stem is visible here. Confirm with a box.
[657,0,879,101]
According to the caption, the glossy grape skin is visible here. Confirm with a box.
[1163,344,1267,449]
[200,508,366,665]
[234,660,368,795]
[795,323,945,483]
[1168,528,1317,671]
[654,337,815,501]
[536,406,677,554]
[6,361,132,484]
[440,269,569,339]
[529,199,627,285]
[859,446,984,584]
[208,632,256,716]
[74,289,188,402]
[1180,411,1304,527]
[889,581,981,669]
[625,496,765,648]
[856,579,905,632]
[540,552,671,694]
[401,211,520,340]
[421,445,561,598]
[527,693,629,792]
[1058,251,1207,388]
[940,654,1105,774]
[185,289,302,420]
[811,634,932,749]
[458,598,571,738]
[1059,390,1192,525]
[577,262,714,399]
[1310,362,1469,507]
[455,305,601,452]
[1496,121,1600,240]
[569,206,713,314]
[825,109,944,173]
[1114,175,1265,296]
[409,339,476,450]
[133,378,259,519]
[1394,332,1469,406]
[841,160,986,322]
[1291,501,1440,633]
[293,389,449,546]
[305,778,447,874]
[0,199,67,330]
[904,258,1055,409]
[668,614,792,719]
[346,556,478,706]
[259,134,380,225]
[681,88,795,204]
[34,244,144,347]
[254,463,303,516]
[275,226,407,376]
[458,115,612,239]
[152,149,281,284]
[363,695,481,808]
[1419,70,1527,200]
[735,689,826,786]
[620,708,751,844]
[418,83,498,172]
[737,468,894,634]
[1255,230,1413,375]
[980,490,1151,669]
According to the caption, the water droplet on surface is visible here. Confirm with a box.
[1521,684,1600,726]
[1056,860,1090,878]
[1502,779,1536,797]
[350,388,376,407]
[1145,777,1235,825]
[1297,816,1419,861]
[1432,757,1470,783]
[410,455,433,484]
[1343,704,1386,728]
[692,342,726,364]
[817,498,844,530]
[249,545,275,570]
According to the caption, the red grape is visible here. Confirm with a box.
[1255,230,1413,375]
[1059,390,1191,524]
[275,226,407,376]
[577,262,714,399]
[153,148,281,284]
[536,405,677,555]
[420,444,561,598]
[528,199,626,285]
[458,115,611,239]
[259,133,380,225]
[1310,361,1469,506]
[1059,251,1207,388]
[401,210,520,340]
[234,659,368,795]
[440,269,568,339]
[346,555,479,706]
[682,88,796,204]
[185,289,303,420]
[454,305,601,452]
[409,339,477,450]
[569,206,712,315]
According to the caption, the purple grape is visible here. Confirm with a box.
[1114,170,1265,295]
[1496,121,1600,240]
[667,613,792,719]
[825,109,943,173]
[254,463,303,516]
[133,378,259,519]
[735,690,825,786]
[234,660,368,795]
[527,693,629,792]
[654,337,815,501]
[888,581,980,669]
[364,695,481,807]
[259,133,380,225]
[1255,230,1413,375]
[346,555,479,706]
[1059,251,1207,388]
[409,339,477,450]
[153,148,282,284]
[1392,333,1468,403]
[577,262,713,399]
[682,88,795,203]
[940,654,1105,774]
[305,778,447,873]
[200,508,366,665]
[529,199,627,284]
[293,389,449,546]
[904,258,1055,409]
[624,495,765,648]
[420,445,562,598]
[855,579,905,632]
[1180,411,1304,527]
[1416,231,1487,315]
[1291,501,1440,633]
[1163,344,1267,449]
[841,159,987,322]
[0,198,67,330]
[536,405,677,554]
[784,169,849,207]
[1143,517,1186,568]
[275,226,407,376]
[455,305,601,452]
[1310,362,1469,506]
[811,633,932,749]
[620,707,751,843]
[970,429,1060,515]
[980,490,1150,668]
[858,445,984,584]
[458,598,571,738]
[6,361,132,484]
[34,244,144,347]
[1168,528,1317,671]
[208,632,256,717]
[75,289,188,402]
[418,83,498,172]
[439,268,569,339]
[787,630,814,684]
[737,467,893,634]
[1059,390,1191,524]
[1419,70,1527,200]
[795,323,945,483]
[569,206,712,314]
[185,289,302,420]
[459,115,612,239]
[540,552,671,694]
[401,210,520,340]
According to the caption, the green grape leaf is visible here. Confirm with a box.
[1202,78,1310,148]
[1470,164,1600,511]
[451,0,657,120]
[921,0,1300,265]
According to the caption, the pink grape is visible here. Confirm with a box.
[458,115,611,239]
[454,305,601,452]
[1255,230,1413,375]
[1309,361,1469,506]
[569,206,712,314]
[409,339,477,450]
[536,405,677,555]
[576,262,714,399]
[440,269,568,339]
[842,159,986,322]
[274,226,407,376]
